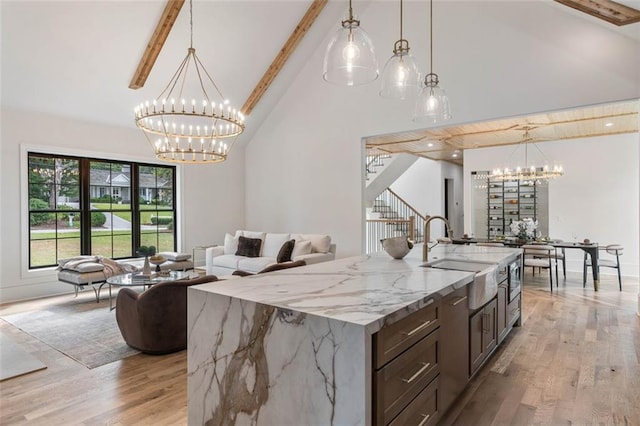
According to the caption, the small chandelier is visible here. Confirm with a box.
[134,0,245,164]
[490,128,564,182]
[379,0,420,100]
[323,0,378,86]
[413,0,451,123]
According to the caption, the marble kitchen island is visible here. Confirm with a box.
[187,244,522,425]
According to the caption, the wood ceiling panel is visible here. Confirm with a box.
[364,100,639,160]
[555,0,640,26]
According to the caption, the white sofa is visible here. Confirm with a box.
[205,230,336,276]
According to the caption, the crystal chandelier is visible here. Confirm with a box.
[134,0,245,164]
[413,0,451,123]
[490,128,564,182]
[323,0,378,86]
[379,0,420,100]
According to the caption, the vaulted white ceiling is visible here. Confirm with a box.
[2,0,639,150]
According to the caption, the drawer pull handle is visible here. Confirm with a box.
[451,295,468,306]
[418,413,431,426]
[401,362,431,384]
[402,320,432,337]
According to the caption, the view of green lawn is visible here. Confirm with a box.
[30,229,174,267]
[91,203,173,225]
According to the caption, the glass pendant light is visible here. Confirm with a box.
[323,0,378,86]
[380,0,420,100]
[413,0,451,123]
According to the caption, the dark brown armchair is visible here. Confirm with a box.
[115,274,218,354]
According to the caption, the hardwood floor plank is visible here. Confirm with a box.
[1,272,638,425]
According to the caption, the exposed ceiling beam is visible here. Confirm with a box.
[555,0,640,25]
[241,0,328,116]
[129,0,185,90]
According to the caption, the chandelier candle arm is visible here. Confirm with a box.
[134,0,245,164]
[490,129,564,182]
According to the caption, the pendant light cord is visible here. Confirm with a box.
[429,0,433,74]
[400,0,403,41]
[189,0,194,49]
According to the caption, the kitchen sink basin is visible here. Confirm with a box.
[421,258,499,309]
[421,258,496,273]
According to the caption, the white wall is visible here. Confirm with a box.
[463,133,639,277]
[389,158,464,239]
[0,108,245,302]
[244,1,639,258]
[391,158,442,218]
[442,161,464,239]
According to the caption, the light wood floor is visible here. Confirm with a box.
[1,272,638,425]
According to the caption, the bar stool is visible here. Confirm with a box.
[583,244,623,290]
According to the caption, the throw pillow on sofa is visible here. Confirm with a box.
[291,240,312,258]
[236,236,262,257]
[277,239,296,263]
[224,233,239,255]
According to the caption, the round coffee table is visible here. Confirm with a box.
[106,270,192,310]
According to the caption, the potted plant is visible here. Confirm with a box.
[136,245,157,274]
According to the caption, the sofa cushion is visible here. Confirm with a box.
[224,233,239,255]
[291,240,312,258]
[159,251,191,261]
[291,234,331,253]
[238,257,276,274]
[277,239,296,263]
[236,236,262,257]
[263,233,291,258]
[293,252,334,265]
[234,230,263,252]
[213,254,243,270]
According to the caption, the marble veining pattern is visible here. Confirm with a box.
[188,292,367,425]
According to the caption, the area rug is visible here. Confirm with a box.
[1,299,139,369]
[0,331,47,381]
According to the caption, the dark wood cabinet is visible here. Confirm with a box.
[373,299,441,425]
[469,298,497,377]
[439,286,469,414]
[497,282,508,344]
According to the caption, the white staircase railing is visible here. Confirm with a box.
[366,188,426,254]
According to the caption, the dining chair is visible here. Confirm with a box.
[522,244,557,291]
[583,244,623,290]
[548,240,566,280]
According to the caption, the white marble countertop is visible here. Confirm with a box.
[190,243,521,334]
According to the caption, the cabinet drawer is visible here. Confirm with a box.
[374,299,441,368]
[388,377,439,426]
[375,329,439,425]
[508,294,521,325]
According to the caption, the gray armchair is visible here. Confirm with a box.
[115,274,218,354]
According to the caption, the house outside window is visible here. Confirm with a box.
[28,153,176,269]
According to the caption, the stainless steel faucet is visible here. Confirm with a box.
[423,215,453,261]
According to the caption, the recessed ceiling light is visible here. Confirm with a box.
[427,143,434,147]
[605,122,614,127]
[452,153,458,158]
